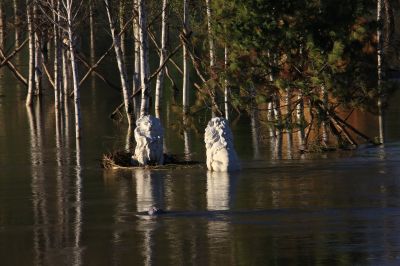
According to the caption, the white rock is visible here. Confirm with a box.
[204,117,240,172]
[133,115,164,165]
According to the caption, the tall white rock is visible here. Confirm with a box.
[133,115,164,165]
[204,117,240,172]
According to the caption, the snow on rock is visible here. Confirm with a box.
[204,117,240,172]
[132,115,164,165]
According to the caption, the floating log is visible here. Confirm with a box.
[102,151,203,170]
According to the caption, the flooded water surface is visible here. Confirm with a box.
[1,68,400,265]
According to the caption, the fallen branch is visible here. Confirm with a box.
[0,39,28,67]
[0,46,27,86]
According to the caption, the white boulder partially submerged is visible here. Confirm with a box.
[132,115,164,165]
[204,117,240,172]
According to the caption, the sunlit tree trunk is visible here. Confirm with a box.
[133,0,141,113]
[155,0,168,114]
[285,87,292,127]
[34,3,42,96]
[224,45,229,120]
[119,0,126,64]
[65,0,82,139]
[377,0,385,143]
[0,3,4,49]
[321,86,328,146]
[138,0,150,117]
[296,92,305,151]
[105,0,132,126]
[89,3,95,64]
[53,0,62,113]
[205,0,215,68]
[62,47,69,97]
[13,0,20,47]
[182,0,189,114]
[273,92,282,124]
[26,1,36,107]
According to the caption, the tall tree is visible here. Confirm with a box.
[138,0,150,117]
[64,0,84,139]
[0,2,5,49]
[26,0,36,107]
[182,0,189,114]
[104,0,133,126]
[155,0,168,115]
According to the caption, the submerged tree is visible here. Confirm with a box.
[104,0,133,126]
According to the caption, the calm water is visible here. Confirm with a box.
[1,65,400,266]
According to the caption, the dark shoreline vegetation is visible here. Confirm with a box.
[0,0,397,153]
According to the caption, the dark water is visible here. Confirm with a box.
[1,65,400,266]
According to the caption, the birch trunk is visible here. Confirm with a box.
[285,88,292,127]
[205,0,215,68]
[224,45,229,120]
[62,48,69,96]
[105,0,132,126]
[133,0,141,115]
[13,0,20,47]
[273,93,282,124]
[138,0,150,117]
[155,0,168,113]
[34,3,42,96]
[65,0,81,140]
[26,2,36,107]
[182,0,190,114]
[53,0,62,112]
[0,3,4,49]
[296,92,305,151]
[321,86,328,145]
[377,0,385,143]
[133,0,141,92]
[119,0,126,64]
[89,3,95,64]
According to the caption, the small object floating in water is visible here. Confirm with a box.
[148,206,164,216]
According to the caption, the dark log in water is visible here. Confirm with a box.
[102,151,203,170]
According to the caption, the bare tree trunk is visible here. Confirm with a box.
[26,1,36,107]
[224,45,229,120]
[89,3,95,64]
[138,0,150,117]
[377,0,385,144]
[133,0,141,114]
[53,0,62,113]
[62,48,69,96]
[321,85,328,146]
[205,0,215,68]
[182,0,190,114]
[65,0,81,140]
[285,87,292,127]
[105,0,132,126]
[296,92,305,151]
[273,92,282,124]
[119,0,126,64]
[34,3,42,96]
[13,0,20,47]
[0,3,4,49]
[155,0,168,113]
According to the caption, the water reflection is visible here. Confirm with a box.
[206,171,237,266]
[27,102,83,265]
[134,169,165,266]
[206,171,237,210]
